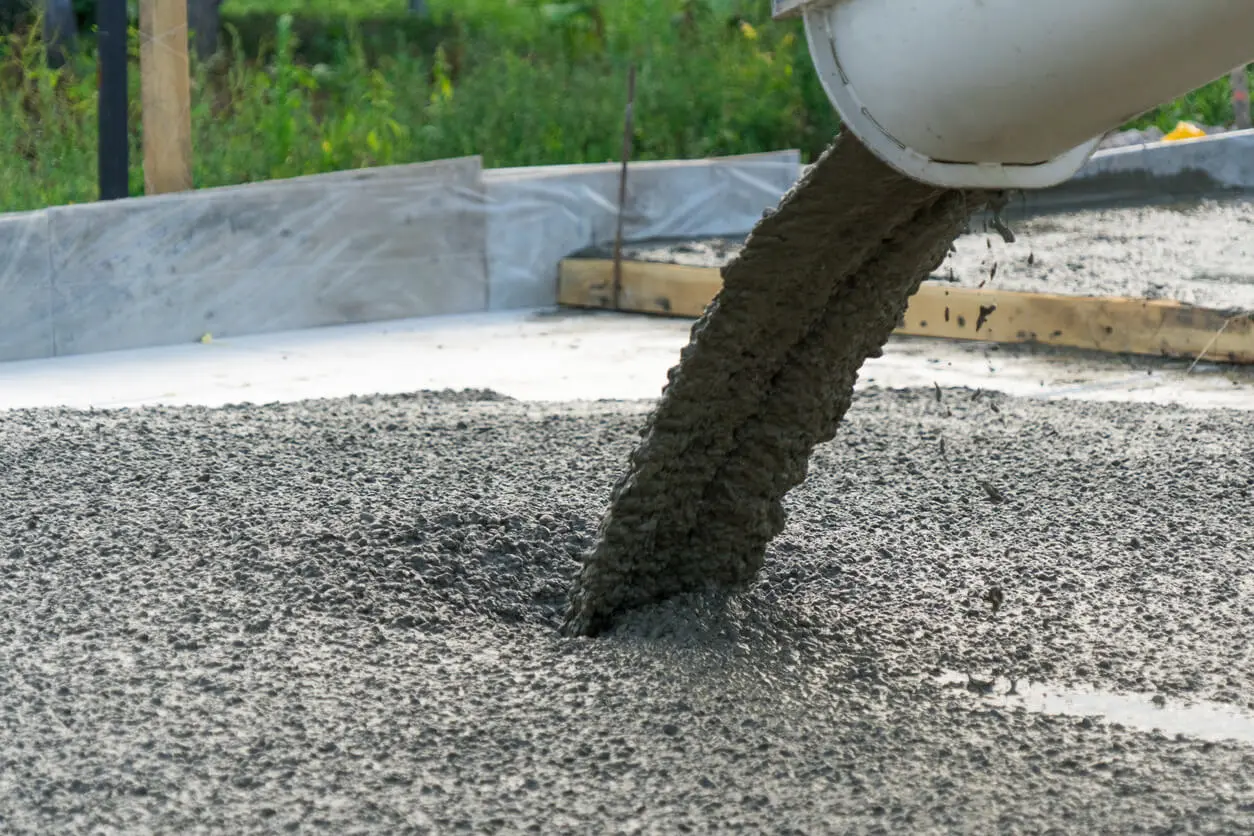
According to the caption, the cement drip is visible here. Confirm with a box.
[563,135,989,636]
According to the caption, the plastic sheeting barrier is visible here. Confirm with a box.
[484,152,801,310]
[0,151,801,362]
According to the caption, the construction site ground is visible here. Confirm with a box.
[3,307,1254,832]
[596,195,1254,311]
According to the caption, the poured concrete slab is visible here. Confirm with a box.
[3,377,1253,833]
[2,308,1252,413]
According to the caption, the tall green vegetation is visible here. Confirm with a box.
[0,0,1243,213]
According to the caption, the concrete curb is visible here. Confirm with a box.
[1,157,490,364]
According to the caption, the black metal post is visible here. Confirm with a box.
[42,0,78,69]
[97,0,129,201]
[188,0,224,62]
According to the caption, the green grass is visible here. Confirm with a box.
[222,0,409,14]
[0,0,1245,213]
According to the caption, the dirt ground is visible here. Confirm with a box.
[2,387,1253,833]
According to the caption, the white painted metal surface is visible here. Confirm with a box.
[788,0,1254,189]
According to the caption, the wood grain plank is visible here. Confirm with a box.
[558,258,1254,364]
[140,0,193,195]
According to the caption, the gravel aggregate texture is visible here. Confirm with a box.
[2,387,1254,833]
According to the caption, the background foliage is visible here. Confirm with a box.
[0,0,1242,212]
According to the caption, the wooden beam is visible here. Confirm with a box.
[558,258,1254,365]
[559,258,719,316]
[139,0,193,195]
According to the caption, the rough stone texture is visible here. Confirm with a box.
[2,389,1254,833]
[563,133,988,636]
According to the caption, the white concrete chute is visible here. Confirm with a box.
[775,0,1254,189]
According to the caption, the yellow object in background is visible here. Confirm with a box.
[1163,121,1207,141]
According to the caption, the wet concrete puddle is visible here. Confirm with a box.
[938,671,1254,745]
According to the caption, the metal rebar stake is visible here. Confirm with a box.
[612,65,637,310]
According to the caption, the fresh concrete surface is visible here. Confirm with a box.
[5,308,1254,832]
[947,196,1254,309]
[563,143,984,637]
[3,386,1254,833]
[3,308,1253,413]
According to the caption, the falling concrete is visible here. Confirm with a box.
[563,133,989,636]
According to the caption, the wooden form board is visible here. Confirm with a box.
[558,258,1254,365]
[139,0,193,195]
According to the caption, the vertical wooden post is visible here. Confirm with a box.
[139,0,193,195]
